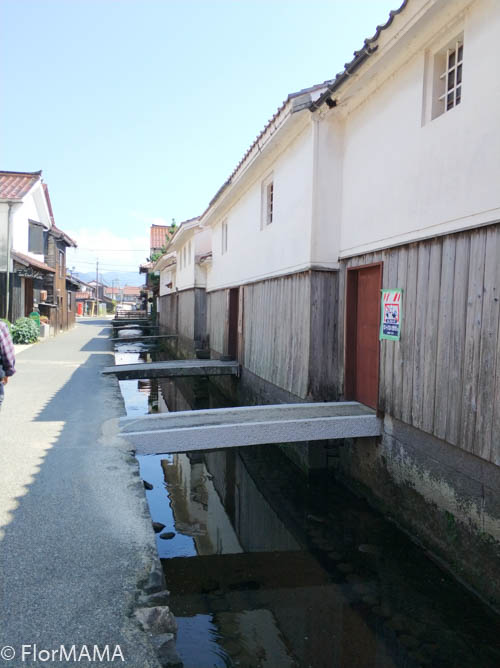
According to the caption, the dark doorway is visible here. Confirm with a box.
[345,263,382,409]
[24,278,34,316]
[228,288,239,360]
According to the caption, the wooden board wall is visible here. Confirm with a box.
[308,270,339,400]
[177,289,195,340]
[207,288,227,355]
[158,293,177,333]
[339,223,500,465]
[243,273,311,398]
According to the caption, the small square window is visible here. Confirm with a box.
[221,220,228,254]
[266,182,273,225]
[261,174,274,228]
[28,221,44,254]
[431,34,463,120]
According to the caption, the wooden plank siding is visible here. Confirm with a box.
[207,288,227,356]
[207,271,338,400]
[243,273,311,398]
[158,293,178,333]
[308,271,339,400]
[339,222,500,466]
[176,289,195,341]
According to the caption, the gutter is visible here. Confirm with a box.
[309,0,409,113]
[309,44,378,112]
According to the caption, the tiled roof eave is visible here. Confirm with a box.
[310,0,409,112]
[12,250,56,273]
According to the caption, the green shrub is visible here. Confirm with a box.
[0,318,11,333]
[11,317,39,344]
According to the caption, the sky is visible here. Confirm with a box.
[1,0,399,278]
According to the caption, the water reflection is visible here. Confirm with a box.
[115,343,500,668]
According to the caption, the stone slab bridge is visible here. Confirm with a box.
[117,402,381,455]
[102,359,240,379]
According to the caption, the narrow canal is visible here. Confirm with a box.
[114,331,500,668]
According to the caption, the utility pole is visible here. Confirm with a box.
[95,259,99,317]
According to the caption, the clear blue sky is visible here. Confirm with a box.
[1,0,399,274]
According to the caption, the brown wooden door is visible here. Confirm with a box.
[24,279,34,316]
[345,264,382,409]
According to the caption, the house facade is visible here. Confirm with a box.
[0,170,77,331]
[156,217,211,355]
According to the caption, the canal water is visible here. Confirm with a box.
[114,331,500,668]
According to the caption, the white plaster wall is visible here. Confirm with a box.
[340,0,500,256]
[311,116,343,267]
[0,204,9,271]
[175,237,197,291]
[159,267,176,297]
[206,124,314,291]
[0,184,50,271]
[194,227,211,256]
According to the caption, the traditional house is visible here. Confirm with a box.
[0,170,77,331]
[155,217,211,355]
[191,0,500,606]
[74,278,97,316]
[122,285,142,304]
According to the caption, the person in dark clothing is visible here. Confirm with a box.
[0,321,16,409]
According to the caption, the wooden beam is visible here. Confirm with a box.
[118,402,381,454]
[102,358,239,379]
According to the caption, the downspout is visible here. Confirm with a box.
[5,202,14,320]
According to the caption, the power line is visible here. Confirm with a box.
[74,248,150,252]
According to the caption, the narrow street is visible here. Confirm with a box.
[0,319,161,667]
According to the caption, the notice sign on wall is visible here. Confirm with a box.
[380,289,402,341]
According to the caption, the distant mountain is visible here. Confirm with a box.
[73,270,144,287]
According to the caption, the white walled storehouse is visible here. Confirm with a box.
[200,80,340,401]
[156,217,211,353]
[306,0,500,607]
[196,0,500,606]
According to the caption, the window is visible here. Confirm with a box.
[221,220,228,254]
[28,220,44,254]
[67,291,72,311]
[261,174,274,228]
[188,240,192,265]
[431,35,463,119]
[59,250,64,278]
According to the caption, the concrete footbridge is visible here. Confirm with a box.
[102,358,240,379]
[108,334,178,344]
[118,402,382,455]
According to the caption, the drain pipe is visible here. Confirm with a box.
[5,201,15,320]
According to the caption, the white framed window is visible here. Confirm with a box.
[261,173,274,228]
[188,240,192,264]
[221,220,228,254]
[431,34,463,120]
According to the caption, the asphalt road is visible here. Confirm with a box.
[0,319,161,668]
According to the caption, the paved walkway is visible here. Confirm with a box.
[0,320,161,667]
